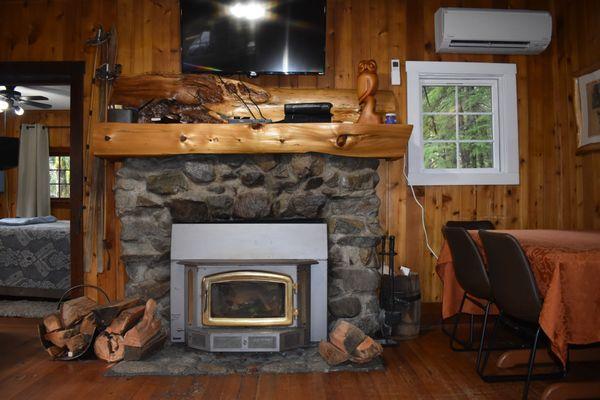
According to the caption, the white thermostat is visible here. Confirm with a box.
[391,59,401,86]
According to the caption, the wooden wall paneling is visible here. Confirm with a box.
[333,0,353,89]
[1,0,599,303]
[316,0,336,89]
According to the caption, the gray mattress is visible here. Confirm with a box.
[0,220,70,294]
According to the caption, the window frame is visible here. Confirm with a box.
[49,148,71,203]
[406,61,519,186]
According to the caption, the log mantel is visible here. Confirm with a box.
[92,122,412,159]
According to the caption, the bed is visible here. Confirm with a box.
[0,220,70,298]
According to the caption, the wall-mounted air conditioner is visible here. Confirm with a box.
[435,8,552,55]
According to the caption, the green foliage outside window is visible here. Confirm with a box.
[49,155,70,198]
[422,85,494,169]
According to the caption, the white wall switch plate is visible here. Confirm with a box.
[391,59,401,86]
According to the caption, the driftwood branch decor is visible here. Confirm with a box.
[110,73,396,123]
[111,74,269,123]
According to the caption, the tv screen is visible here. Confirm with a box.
[181,0,326,75]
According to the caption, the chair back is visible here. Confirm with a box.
[442,226,493,300]
[478,230,542,323]
[446,220,495,230]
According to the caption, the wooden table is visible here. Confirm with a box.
[436,230,600,399]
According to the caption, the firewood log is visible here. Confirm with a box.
[46,346,65,359]
[65,333,88,355]
[105,304,145,335]
[328,320,367,355]
[94,332,125,363]
[318,340,350,366]
[123,299,161,348]
[92,297,143,327]
[44,327,79,348]
[349,336,383,364]
[123,333,167,361]
[80,312,97,336]
[43,313,62,333]
[61,296,98,328]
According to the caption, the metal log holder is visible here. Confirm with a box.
[38,285,111,361]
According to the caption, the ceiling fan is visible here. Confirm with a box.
[0,85,52,115]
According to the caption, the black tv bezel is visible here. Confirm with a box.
[179,0,327,76]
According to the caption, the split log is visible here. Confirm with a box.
[123,299,161,347]
[322,321,383,365]
[61,296,98,327]
[318,340,350,366]
[328,320,367,355]
[80,312,97,336]
[44,328,79,348]
[65,333,88,355]
[46,346,65,359]
[94,332,125,363]
[43,313,62,333]
[105,304,145,335]
[123,332,167,361]
[92,297,142,327]
[349,336,383,364]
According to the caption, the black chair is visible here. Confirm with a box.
[479,230,564,400]
[441,220,495,351]
[442,226,494,372]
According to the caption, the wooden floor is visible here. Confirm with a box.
[0,317,596,400]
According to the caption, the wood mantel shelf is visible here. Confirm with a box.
[92,122,412,159]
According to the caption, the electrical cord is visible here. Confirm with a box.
[240,80,266,119]
[217,74,256,119]
[402,156,439,260]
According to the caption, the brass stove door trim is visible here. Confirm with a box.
[202,271,294,327]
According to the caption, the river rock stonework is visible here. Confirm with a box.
[114,154,383,335]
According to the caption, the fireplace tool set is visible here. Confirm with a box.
[378,235,421,345]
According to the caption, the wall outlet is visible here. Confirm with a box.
[391,59,401,86]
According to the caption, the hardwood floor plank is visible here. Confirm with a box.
[0,317,597,400]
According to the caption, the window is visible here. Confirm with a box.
[406,62,519,185]
[49,155,70,199]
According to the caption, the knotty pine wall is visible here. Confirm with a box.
[0,0,598,303]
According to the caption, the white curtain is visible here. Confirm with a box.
[16,124,50,217]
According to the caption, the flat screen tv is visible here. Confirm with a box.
[181,0,326,75]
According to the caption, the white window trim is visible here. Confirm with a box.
[406,61,519,186]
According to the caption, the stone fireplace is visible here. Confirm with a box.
[114,153,383,340]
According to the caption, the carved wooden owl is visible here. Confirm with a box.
[357,59,378,103]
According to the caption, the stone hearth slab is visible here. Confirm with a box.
[106,344,383,376]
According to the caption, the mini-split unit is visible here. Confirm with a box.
[435,8,552,55]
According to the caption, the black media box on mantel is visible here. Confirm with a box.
[281,103,333,123]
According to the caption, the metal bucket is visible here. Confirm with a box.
[381,272,421,340]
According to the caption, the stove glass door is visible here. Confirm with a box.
[202,271,294,326]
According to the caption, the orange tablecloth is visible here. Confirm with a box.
[436,229,600,366]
